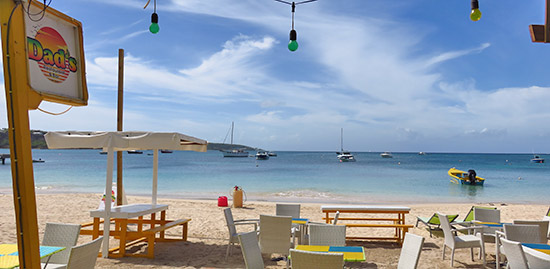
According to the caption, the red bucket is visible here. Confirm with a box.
[218,196,228,207]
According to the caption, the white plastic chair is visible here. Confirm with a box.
[259,215,292,259]
[238,231,264,269]
[276,204,301,219]
[41,223,81,264]
[43,236,103,269]
[397,233,425,269]
[276,204,302,244]
[332,211,340,225]
[438,213,486,267]
[524,246,550,268]
[308,224,346,246]
[544,216,550,239]
[513,220,549,244]
[496,224,543,268]
[474,207,500,243]
[224,207,259,259]
[499,238,529,269]
[289,249,344,269]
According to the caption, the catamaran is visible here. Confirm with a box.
[336,128,356,162]
[221,122,249,157]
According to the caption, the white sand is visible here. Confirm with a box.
[0,193,547,268]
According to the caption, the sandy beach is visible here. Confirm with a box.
[0,193,547,268]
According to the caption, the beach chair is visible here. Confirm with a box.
[259,215,292,264]
[495,224,543,267]
[499,238,529,269]
[473,207,500,243]
[224,208,259,259]
[40,223,81,264]
[438,213,485,267]
[308,224,346,246]
[513,220,548,244]
[238,231,264,269]
[524,245,550,268]
[415,213,459,238]
[462,205,497,223]
[42,236,103,269]
[289,249,344,269]
[276,204,302,244]
[276,204,301,219]
[397,233,425,269]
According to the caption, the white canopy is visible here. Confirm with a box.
[45,131,207,152]
[44,131,207,257]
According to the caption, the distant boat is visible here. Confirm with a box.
[256,151,270,160]
[99,151,107,155]
[33,158,45,163]
[448,168,485,186]
[127,150,143,154]
[531,155,544,163]
[160,150,173,153]
[380,152,393,158]
[221,122,249,157]
[268,152,277,157]
[337,128,356,162]
[418,152,426,155]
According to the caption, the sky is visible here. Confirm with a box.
[1,0,550,153]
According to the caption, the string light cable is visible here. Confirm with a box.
[37,105,73,115]
[5,1,27,267]
[22,0,52,22]
[273,0,319,51]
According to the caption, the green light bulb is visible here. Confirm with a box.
[288,40,298,51]
[149,23,159,34]
[470,9,482,21]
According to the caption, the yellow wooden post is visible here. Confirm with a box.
[0,0,42,268]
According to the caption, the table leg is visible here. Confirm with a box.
[92,217,100,239]
[325,212,330,224]
[119,218,128,257]
[151,213,156,229]
[160,210,166,240]
[137,216,143,233]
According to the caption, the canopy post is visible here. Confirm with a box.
[102,147,114,257]
[152,149,158,205]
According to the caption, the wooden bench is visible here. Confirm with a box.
[138,218,191,259]
[342,223,414,243]
[81,218,190,258]
[321,205,411,245]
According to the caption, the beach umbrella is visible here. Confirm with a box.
[44,131,207,257]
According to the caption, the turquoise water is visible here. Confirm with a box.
[0,149,549,204]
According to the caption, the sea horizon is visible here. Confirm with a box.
[1,149,549,205]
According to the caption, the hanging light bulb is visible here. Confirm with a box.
[288,29,298,51]
[149,12,159,34]
[470,0,482,21]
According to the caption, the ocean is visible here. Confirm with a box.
[0,149,549,204]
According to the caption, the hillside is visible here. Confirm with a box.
[0,128,48,149]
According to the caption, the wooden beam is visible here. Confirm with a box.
[117,49,124,206]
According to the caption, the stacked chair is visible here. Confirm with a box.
[437,212,486,267]
[223,208,259,259]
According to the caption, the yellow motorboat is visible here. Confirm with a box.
[448,168,485,186]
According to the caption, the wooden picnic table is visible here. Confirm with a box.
[82,203,190,258]
[321,205,413,245]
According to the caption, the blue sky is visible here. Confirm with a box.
[2,0,550,153]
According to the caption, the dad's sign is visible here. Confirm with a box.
[25,1,88,106]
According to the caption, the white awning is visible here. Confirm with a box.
[44,131,207,152]
[44,131,207,258]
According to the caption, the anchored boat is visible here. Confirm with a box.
[448,168,485,186]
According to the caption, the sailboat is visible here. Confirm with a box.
[221,122,249,157]
[336,128,356,162]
